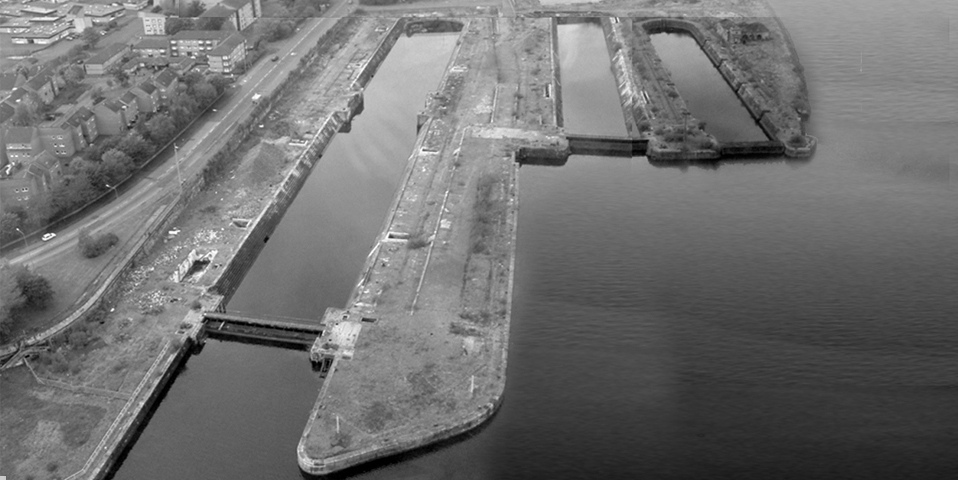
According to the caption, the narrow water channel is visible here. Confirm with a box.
[556,20,628,136]
[107,33,459,480]
[649,31,768,141]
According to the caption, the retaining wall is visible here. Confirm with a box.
[600,18,643,137]
[352,19,405,91]
[550,17,563,128]
[91,338,194,480]
[210,18,405,306]
[209,112,346,305]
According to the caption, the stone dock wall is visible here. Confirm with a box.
[209,19,405,306]
[638,18,815,157]
[549,17,563,128]
[87,336,195,480]
[600,17,644,137]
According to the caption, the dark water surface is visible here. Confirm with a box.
[117,0,958,477]
[108,34,459,480]
[649,31,767,141]
[556,21,627,136]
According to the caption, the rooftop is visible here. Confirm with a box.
[208,33,244,55]
[171,29,231,41]
[87,43,128,65]
[3,126,36,145]
[134,37,169,49]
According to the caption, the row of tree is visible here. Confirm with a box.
[0,73,230,246]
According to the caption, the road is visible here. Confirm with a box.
[5,3,355,269]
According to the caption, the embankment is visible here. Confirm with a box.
[639,18,814,157]
[208,19,406,306]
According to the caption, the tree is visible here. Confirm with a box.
[207,74,231,95]
[61,64,85,86]
[108,64,130,87]
[82,28,99,49]
[89,88,105,105]
[78,228,119,258]
[14,266,53,310]
[0,212,23,245]
[0,262,26,338]
[183,0,206,17]
[192,81,217,107]
[181,71,203,89]
[145,113,177,145]
[11,102,39,126]
[165,17,194,36]
[117,132,155,164]
[98,149,134,183]
[196,16,225,31]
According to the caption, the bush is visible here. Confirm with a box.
[78,228,119,258]
[406,232,430,250]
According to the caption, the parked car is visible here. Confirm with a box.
[271,55,279,62]
[41,233,56,242]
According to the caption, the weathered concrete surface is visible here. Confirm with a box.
[298,16,560,475]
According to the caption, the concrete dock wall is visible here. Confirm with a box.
[550,17,563,128]
[600,18,643,137]
[89,336,195,480]
[352,19,405,91]
[209,112,346,305]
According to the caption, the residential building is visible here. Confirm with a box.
[65,106,98,144]
[37,126,76,158]
[169,57,196,73]
[85,43,129,76]
[23,67,59,104]
[118,91,140,123]
[169,29,230,58]
[131,81,159,113]
[93,99,133,135]
[0,103,15,126]
[133,37,169,57]
[139,11,166,36]
[199,0,261,32]
[1,126,41,165]
[0,71,27,99]
[207,33,246,74]
[152,68,178,103]
[0,151,64,206]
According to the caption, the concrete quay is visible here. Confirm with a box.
[297,15,563,475]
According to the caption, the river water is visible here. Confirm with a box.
[649,31,767,141]
[107,33,459,480]
[115,1,957,478]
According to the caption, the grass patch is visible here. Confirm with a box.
[406,232,430,250]
[0,369,107,473]
[470,173,505,255]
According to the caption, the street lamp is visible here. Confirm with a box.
[15,227,27,248]
[173,143,184,193]
[105,183,118,200]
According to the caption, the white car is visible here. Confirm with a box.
[41,233,56,242]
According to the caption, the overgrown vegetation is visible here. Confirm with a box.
[77,228,119,258]
[0,262,54,341]
[406,231,430,250]
[470,173,505,254]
